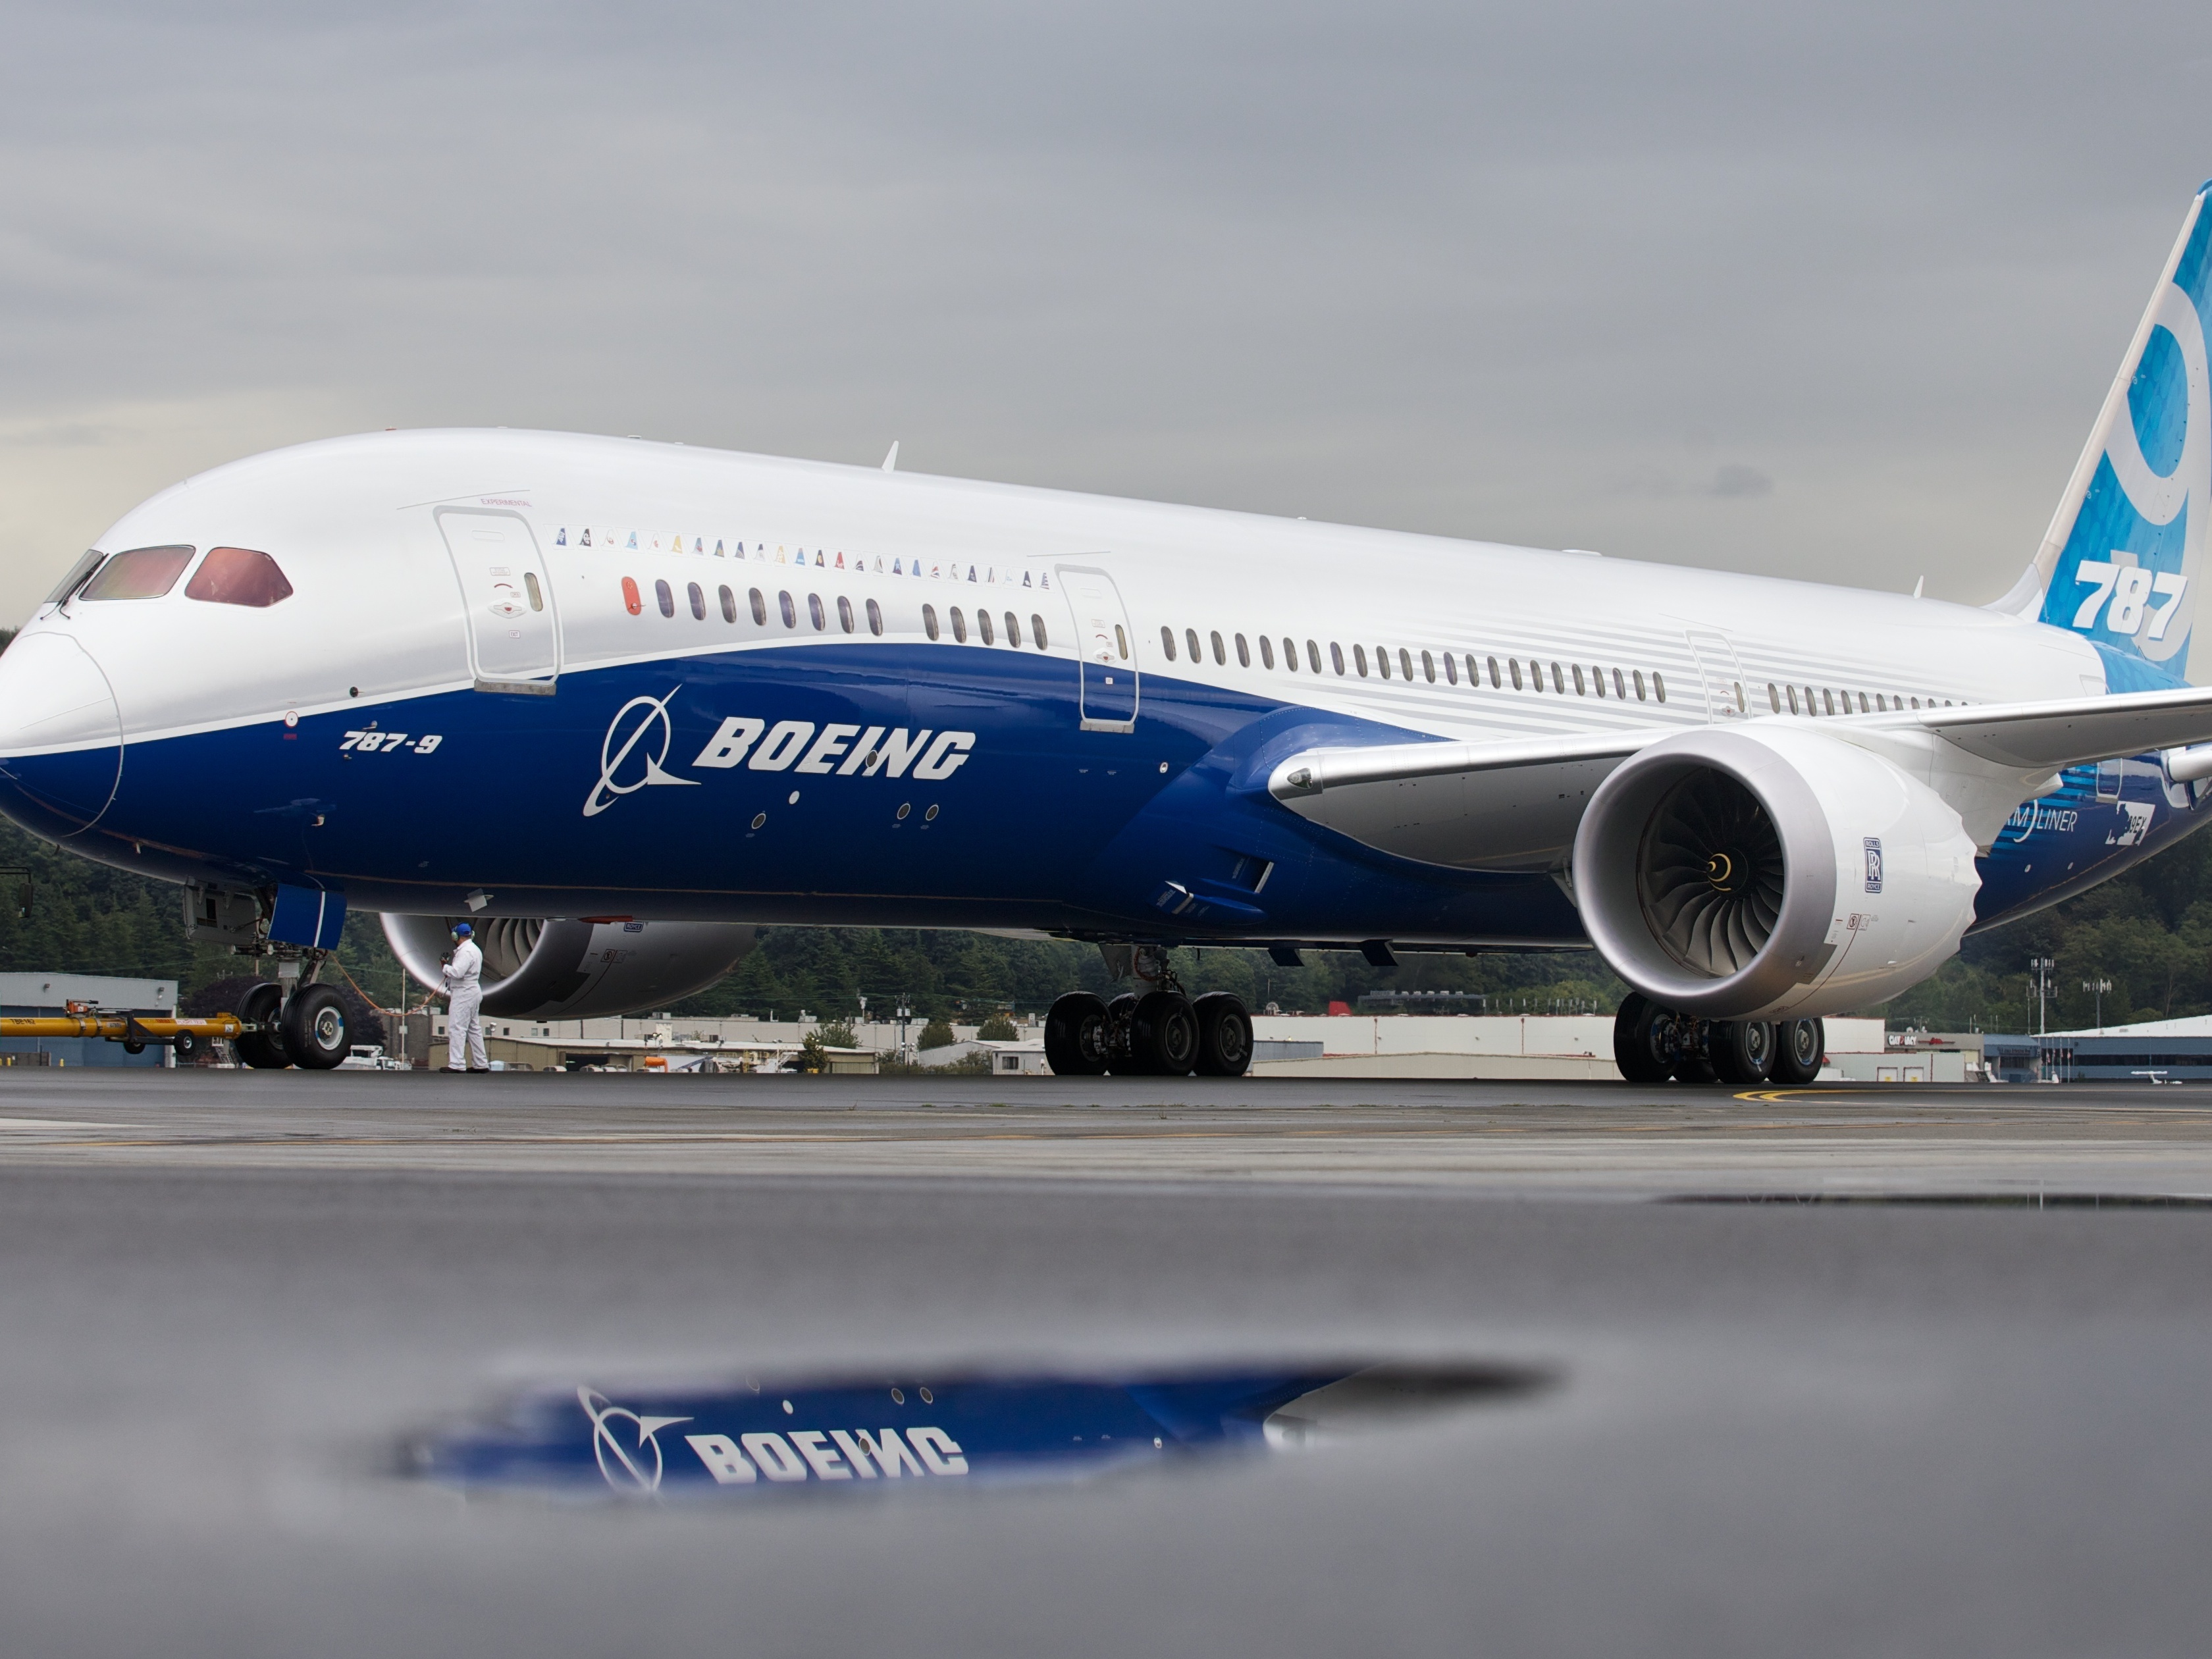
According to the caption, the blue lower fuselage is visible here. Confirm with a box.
[3,642,2201,947]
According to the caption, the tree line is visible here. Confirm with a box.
[0,803,2201,1035]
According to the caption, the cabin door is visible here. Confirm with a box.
[1683,629,1748,722]
[1058,564,1139,731]
[437,508,560,693]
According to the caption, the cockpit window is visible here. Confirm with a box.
[80,544,196,601]
[185,547,293,609]
[44,549,107,606]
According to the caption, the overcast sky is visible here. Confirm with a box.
[2,0,2208,621]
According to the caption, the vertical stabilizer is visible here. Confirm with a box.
[1993,182,2212,687]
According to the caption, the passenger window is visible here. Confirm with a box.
[1910,697,1920,708]
[808,594,826,631]
[1005,612,1020,647]
[45,549,105,606]
[1768,683,1780,712]
[1161,626,1177,660]
[1510,659,1523,690]
[1031,613,1047,650]
[1308,640,1323,673]
[184,547,293,609]
[839,596,855,633]
[923,604,940,641]
[1572,664,1586,695]
[83,544,195,601]
[1822,689,1835,716]
[656,579,675,618]
[1354,645,1369,677]
[1875,693,1886,711]
[1235,633,1250,668]
[1115,625,1128,660]
[621,576,642,616]
[1442,652,1456,685]
[1551,662,1565,693]
[1400,648,1413,681]
[1374,646,1388,679]
[1488,656,1501,687]
[1735,683,1746,712]
[750,589,767,625]
[720,585,737,623]
[1330,643,1345,675]
[525,572,544,612]
[688,582,706,621]
[1186,628,1201,662]
[1858,692,1869,712]
[1286,637,1300,671]
[778,591,796,628]
[1422,650,1435,683]
[1653,673,1666,702]
[1787,685,1800,714]
[1633,669,1645,700]
[1211,631,1226,666]
[1259,636,1275,670]
[868,598,884,636]
[1612,668,1625,699]
[951,607,968,643]
[978,610,994,645]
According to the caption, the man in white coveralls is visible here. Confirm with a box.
[441,921,489,1073]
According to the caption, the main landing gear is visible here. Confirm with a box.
[1043,947,1253,1077]
[1613,991,1824,1087]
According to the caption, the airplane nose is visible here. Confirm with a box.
[0,632,123,835]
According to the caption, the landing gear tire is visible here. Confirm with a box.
[1710,1019,1776,1085]
[1192,993,1253,1077]
[122,1039,146,1055]
[1613,993,1680,1084]
[1130,991,1199,1076]
[234,982,290,1069]
[280,983,350,1070]
[1044,991,1111,1076]
[1771,1017,1825,1086]
[1104,993,1142,1074]
[172,1030,201,1065]
[1672,1024,1720,1085]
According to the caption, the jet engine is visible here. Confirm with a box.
[1571,726,1979,1019]
[380,915,756,1020]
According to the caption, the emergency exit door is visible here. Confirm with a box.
[1057,564,1138,731]
[438,509,559,692]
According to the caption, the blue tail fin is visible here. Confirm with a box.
[1995,182,2212,687]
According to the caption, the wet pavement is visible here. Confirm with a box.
[2,1072,2209,1655]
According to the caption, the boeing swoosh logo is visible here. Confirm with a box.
[583,688,700,818]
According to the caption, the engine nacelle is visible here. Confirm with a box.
[1571,726,1979,1019]
[381,914,756,1020]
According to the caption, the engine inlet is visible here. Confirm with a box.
[1637,770,1785,978]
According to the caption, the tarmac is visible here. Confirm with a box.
[5,1069,2212,1656]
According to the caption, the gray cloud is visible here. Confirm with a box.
[1,1,2208,618]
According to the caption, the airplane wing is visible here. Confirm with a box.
[1263,685,2212,873]
[1265,731,1658,872]
[1910,684,2212,772]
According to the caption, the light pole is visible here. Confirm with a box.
[2030,956,2056,1082]
[2081,978,2111,1034]
[896,1002,912,1063]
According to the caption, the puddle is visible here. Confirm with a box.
[408,1362,1548,1500]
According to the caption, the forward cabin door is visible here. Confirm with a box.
[1683,629,1747,722]
[437,508,560,694]
[1058,564,1138,731]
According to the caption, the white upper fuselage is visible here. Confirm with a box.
[23,427,2107,758]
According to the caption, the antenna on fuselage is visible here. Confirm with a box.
[1912,575,1925,598]
[881,441,900,473]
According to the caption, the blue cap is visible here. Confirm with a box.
[452,921,473,936]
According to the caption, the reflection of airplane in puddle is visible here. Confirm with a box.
[413,1363,1547,1498]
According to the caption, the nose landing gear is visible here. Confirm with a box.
[1614,993,1823,1086]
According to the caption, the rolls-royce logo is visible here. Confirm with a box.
[1863,836,1883,894]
